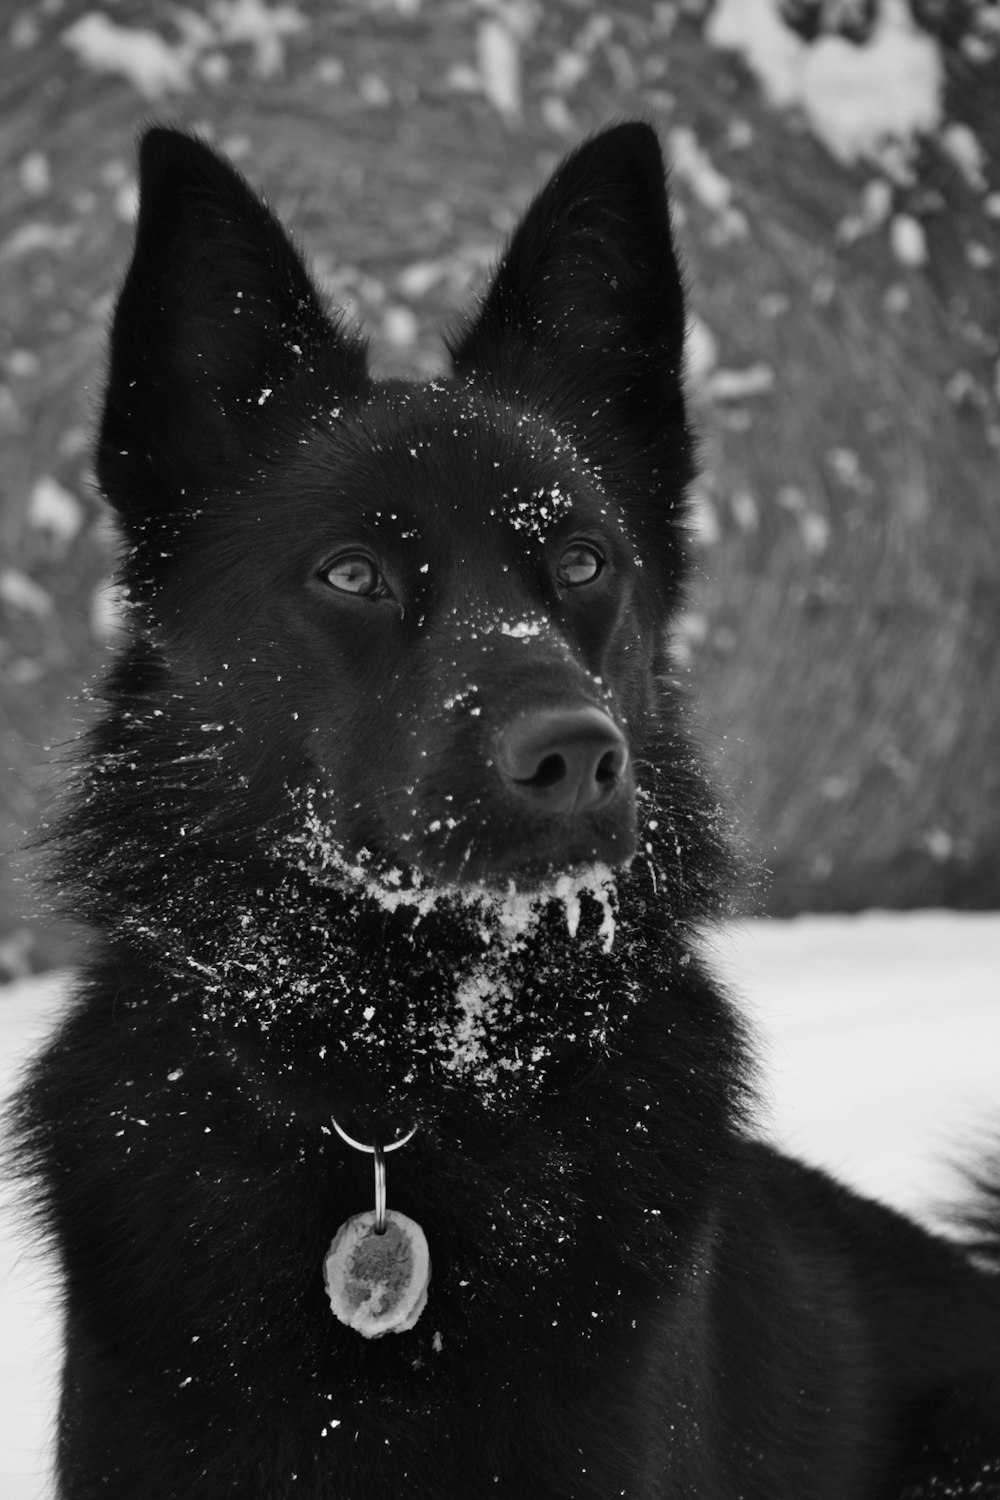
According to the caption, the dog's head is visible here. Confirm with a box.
[93,124,703,902]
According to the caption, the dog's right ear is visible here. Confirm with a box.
[97,128,369,538]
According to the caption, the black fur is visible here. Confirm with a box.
[10,123,1000,1498]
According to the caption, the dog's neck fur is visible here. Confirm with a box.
[78,805,728,1122]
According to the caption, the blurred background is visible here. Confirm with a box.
[1,0,998,976]
[2,7,999,1490]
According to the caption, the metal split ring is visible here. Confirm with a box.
[330,1118,418,1235]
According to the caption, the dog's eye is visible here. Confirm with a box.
[557,542,604,588]
[321,554,387,598]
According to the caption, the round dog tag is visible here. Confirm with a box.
[324,1209,430,1338]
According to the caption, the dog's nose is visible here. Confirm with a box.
[496,706,628,814]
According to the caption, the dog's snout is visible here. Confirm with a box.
[497,707,628,815]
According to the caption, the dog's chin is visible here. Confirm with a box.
[281,797,638,922]
[403,815,639,892]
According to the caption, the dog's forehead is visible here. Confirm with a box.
[333,380,614,537]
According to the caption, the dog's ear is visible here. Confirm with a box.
[97,128,368,535]
[449,122,688,466]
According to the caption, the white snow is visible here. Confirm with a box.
[2,911,999,1493]
[62,14,195,98]
[1,224,81,262]
[706,0,943,167]
[499,618,545,640]
[26,478,84,548]
[0,570,53,619]
[707,912,1000,1216]
[476,17,522,120]
[668,126,748,241]
[211,0,309,80]
[684,314,719,393]
[447,0,537,120]
[0,974,67,1500]
[940,122,988,192]
[889,213,929,267]
[19,154,51,199]
[705,363,775,404]
[382,305,420,349]
[61,2,308,98]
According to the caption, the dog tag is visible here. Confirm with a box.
[324,1209,430,1338]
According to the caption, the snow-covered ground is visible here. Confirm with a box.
[1,973,66,1500]
[1,911,998,1498]
[706,0,944,167]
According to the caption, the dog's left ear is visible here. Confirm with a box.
[449,123,688,462]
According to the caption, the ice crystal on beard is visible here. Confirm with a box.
[280,802,619,952]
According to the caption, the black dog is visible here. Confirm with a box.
[13,122,1000,1498]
